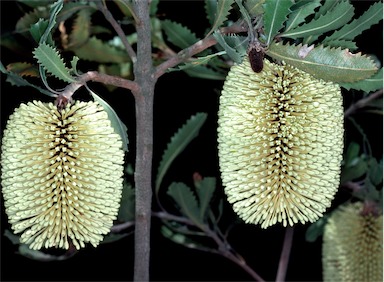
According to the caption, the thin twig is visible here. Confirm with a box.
[96,0,137,63]
[276,227,295,282]
[344,89,383,117]
[154,23,247,79]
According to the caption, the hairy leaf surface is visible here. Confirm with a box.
[266,42,378,83]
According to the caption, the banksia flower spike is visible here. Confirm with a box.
[1,100,125,250]
[322,201,383,281]
[217,58,344,228]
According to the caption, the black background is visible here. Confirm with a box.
[1,0,382,281]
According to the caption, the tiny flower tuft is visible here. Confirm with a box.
[217,58,344,228]
[322,202,383,281]
[1,100,125,250]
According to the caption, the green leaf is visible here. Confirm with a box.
[344,142,360,167]
[213,32,243,64]
[39,0,64,44]
[29,18,53,45]
[112,0,139,22]
[285,0,321,32]
[90,90,129,152]
[194,177,216,221]
[168,51,226,72]
[281,0,354,42]
[73,36,130,63]
[6,62,39,77]
[313,0,342,20]
[101,233,130,244]
[68,8,92,49]
[323,1,383,44]
[341,68,383,92]
[305,215,329,242]
[323,39,357,51]
[204,0,217,25]
[206,0,235,36]
[266,42,378,83]
[161,225,204,249]
[150,0,159,16]
[341,156,368,183]
[15,7,49,34]
[1,61,57,97]
[4,230,20,245]
[17,0,55,8]
[33,42,75,82]
[368,158,383,186]
[263,0,293,45]
[245,0,265,17]
[161,20,199,50]
[57,2,95,23]
[156,113,208,194]
[184,65,226,80]
[167,182,202,226]
[117,181,135,222]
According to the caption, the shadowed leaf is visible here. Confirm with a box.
[6,62,39,77]
[156,113,208,194]
[285,0,321,32]
[245,0,265,17]
[68,8,92,48]
[341,68,383,92]
[195,177,216,221]
[162,20,198,50]
[167,182,202,226]
[206,0,235,36]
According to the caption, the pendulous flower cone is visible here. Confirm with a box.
[1,100,125,250]
[217,58,344,228]
[322,202,383,281]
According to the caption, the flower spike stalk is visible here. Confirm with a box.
[218,58,344,228]
[1,100,125,250]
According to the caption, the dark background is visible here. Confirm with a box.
[1,0,382,281]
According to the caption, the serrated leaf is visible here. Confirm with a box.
[263,0,293,45]
[70,56,80,76]
[15,7,49,34]
[33,42,75,82]
[305,215,329,242]
[150,0,159,16]
[6,62,39,77]
[161,20,199,50]
[213,31,243,64]
[168,51,226,72]
[282,0,354,42]
[184,65,226,80]
[117,181,135,222]
[90,90,129,152]
[266,42,378,83]
[204,0,217,25]
[194,177,216,221]
[156,113,208,194]
[57,2,95,23]
[341,68,383,92]
[245,0,265,17]
[167,182,203,226]
[39,0,63,44]
[73,36,130,63]
[68,8,92,48]
[17,0,55,8]
[285,0,321,32]
[29,18,53,45]
[206,0,235,37]
[323,1,383,44]
[313,0,342,20]
[323,39,357,51]
[1,61,57,97]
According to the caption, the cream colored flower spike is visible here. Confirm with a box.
[322,202,383,281]
[217,58,344,228]
[1,100,125,250]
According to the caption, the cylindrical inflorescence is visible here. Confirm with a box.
[1,100,125,250]
[218,58,344,228]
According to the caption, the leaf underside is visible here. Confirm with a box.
[266,42,378,83]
